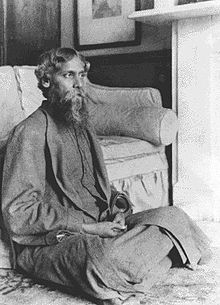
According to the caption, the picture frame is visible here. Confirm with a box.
[74,0,141,50]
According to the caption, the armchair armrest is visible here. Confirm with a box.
[86,80,163,107]
[86,81,178,146]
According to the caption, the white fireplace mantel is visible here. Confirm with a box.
[128,1,220,24]
[129,2,220,221]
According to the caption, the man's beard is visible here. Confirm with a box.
[48,87,89,129]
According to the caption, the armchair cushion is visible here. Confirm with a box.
[0,66,25,142]
[13,66,43,118]
[99,136,167,181]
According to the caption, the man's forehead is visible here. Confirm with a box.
[58,57,85,72]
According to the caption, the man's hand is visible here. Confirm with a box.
[113,212,126,228]
[82,221,127,238]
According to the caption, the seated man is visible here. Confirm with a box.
[1,47,211,305]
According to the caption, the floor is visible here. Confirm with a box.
[0,221,220,305]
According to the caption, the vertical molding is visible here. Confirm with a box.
[3,0,7,64]
[0,45,3,66]
[0,0,7,65]
[209,14,220,220]
[171,20,178,186]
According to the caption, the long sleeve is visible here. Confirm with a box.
[1,113,83,246]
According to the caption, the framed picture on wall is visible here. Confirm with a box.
[74,0,141,50]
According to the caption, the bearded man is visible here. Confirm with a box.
[1,48,211,305]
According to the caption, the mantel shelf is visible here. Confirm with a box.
[128,1,220,24]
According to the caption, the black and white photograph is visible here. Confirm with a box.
[0,0,220,305]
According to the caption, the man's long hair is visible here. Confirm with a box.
[35,48,90,128]
[35,48,90,99]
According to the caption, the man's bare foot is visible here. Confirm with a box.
[99,295,141,305]
[122,295,141,304]
[98,298,122,305]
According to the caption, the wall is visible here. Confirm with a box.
[60,0,171,56]
[5,0,60,65]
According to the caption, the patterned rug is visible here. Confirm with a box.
[1,221,220,305]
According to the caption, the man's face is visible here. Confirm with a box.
[47,56,89,126]
[51,56,87,98]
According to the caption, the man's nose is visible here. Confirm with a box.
[73,76,83,89]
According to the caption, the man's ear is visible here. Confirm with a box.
[42,78,50,88]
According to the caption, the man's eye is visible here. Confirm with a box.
[64,72,74,78]
[79,72,87,78]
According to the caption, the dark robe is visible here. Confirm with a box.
[1,102,211,302]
